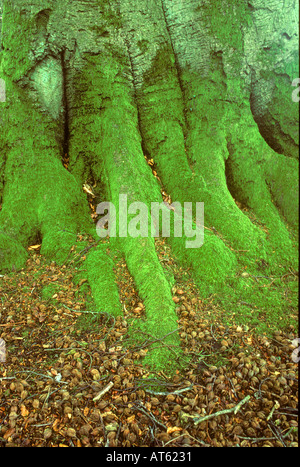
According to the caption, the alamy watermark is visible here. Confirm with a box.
[96,195,204,249]
[291,338,300,363]
[0,78,5,102]
[0,338,6,363]
[292,78,300,103]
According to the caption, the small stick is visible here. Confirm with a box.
[145,384,194,396]
[181,395,250,426]
[99,411,107,445]
[93,381,114,401]
[0,321,26,327]
[134,403,167,431]
[267,400,280,421]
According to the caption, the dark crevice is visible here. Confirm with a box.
[124,39,158,172]
[250,89,298,158]
[159,0,196,176]
[160,0,189,141]
[61,50,70,168]
[123,38,145,148]
[224,141,249,210]
[35,9,51,32]
[224,154,237,201]
[124,38,173,201]
[282,32,292,41]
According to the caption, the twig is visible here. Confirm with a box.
[210,374,216,392]
[227,377,238,399]
[141,327,183,349]
[239,426,297,444]
[145,384,194,396]
[266,400,280,421]
[133,402,167,430]
[268,421,287,447]
[181,395,250,426]
[93,381,114,401]
[257,377,272,399]
[115,421,122,446]
[32,422,53,428]
[210,324,217,341]
[0,321,26,327]
[99,411,107,445]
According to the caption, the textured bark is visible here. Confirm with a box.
[0,0,298,372]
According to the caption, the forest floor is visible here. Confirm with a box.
[0,236,298,447]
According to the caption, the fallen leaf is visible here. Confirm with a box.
[20,404,29,417]
[167,426,182,434]
[127,415,136,423]
[3,428,15,440]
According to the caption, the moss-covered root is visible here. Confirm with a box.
[0,78,91,273]
[67,51,182,371]
[136,66,264,253]
[263,153,299,232]
[185,113,264,254]
[123,236,181,372]
[226,109,298,267]
[169,226,237,297]
[0,232,28,273]
[84,244,122,317]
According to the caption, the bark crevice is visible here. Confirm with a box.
[160,0,189,142]
[61,49,70,164]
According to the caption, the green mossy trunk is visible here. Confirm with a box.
[0,0,298,373]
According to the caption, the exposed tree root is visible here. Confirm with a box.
[0,78,93,272]
[0,0,298,373]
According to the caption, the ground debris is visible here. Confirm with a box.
[0,246,298,447]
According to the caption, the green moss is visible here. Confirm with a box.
[0,233,28,273]
[41,283,61,301]
[252,66,299,159]
[122,235,182,372]
[139,45,194,203]
[225,105,298,271]
[201,0,252,51]
[68,52,183,370]
[264,154,299,231]
[0,77,90,273]
[137,39,149,55]
[169,227,236,298]
[0,4,35,80]
[210,271,298,336]
[40,230,77,266]
[84,243,122,317]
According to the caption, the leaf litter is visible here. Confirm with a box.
[0,237,298,447]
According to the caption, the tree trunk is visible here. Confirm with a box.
[0,0,298,372]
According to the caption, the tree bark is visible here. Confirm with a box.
[0,0,298,372]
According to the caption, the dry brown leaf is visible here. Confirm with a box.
[127,415,136,423]
[167,426,182,434]
[20,404,29,417]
